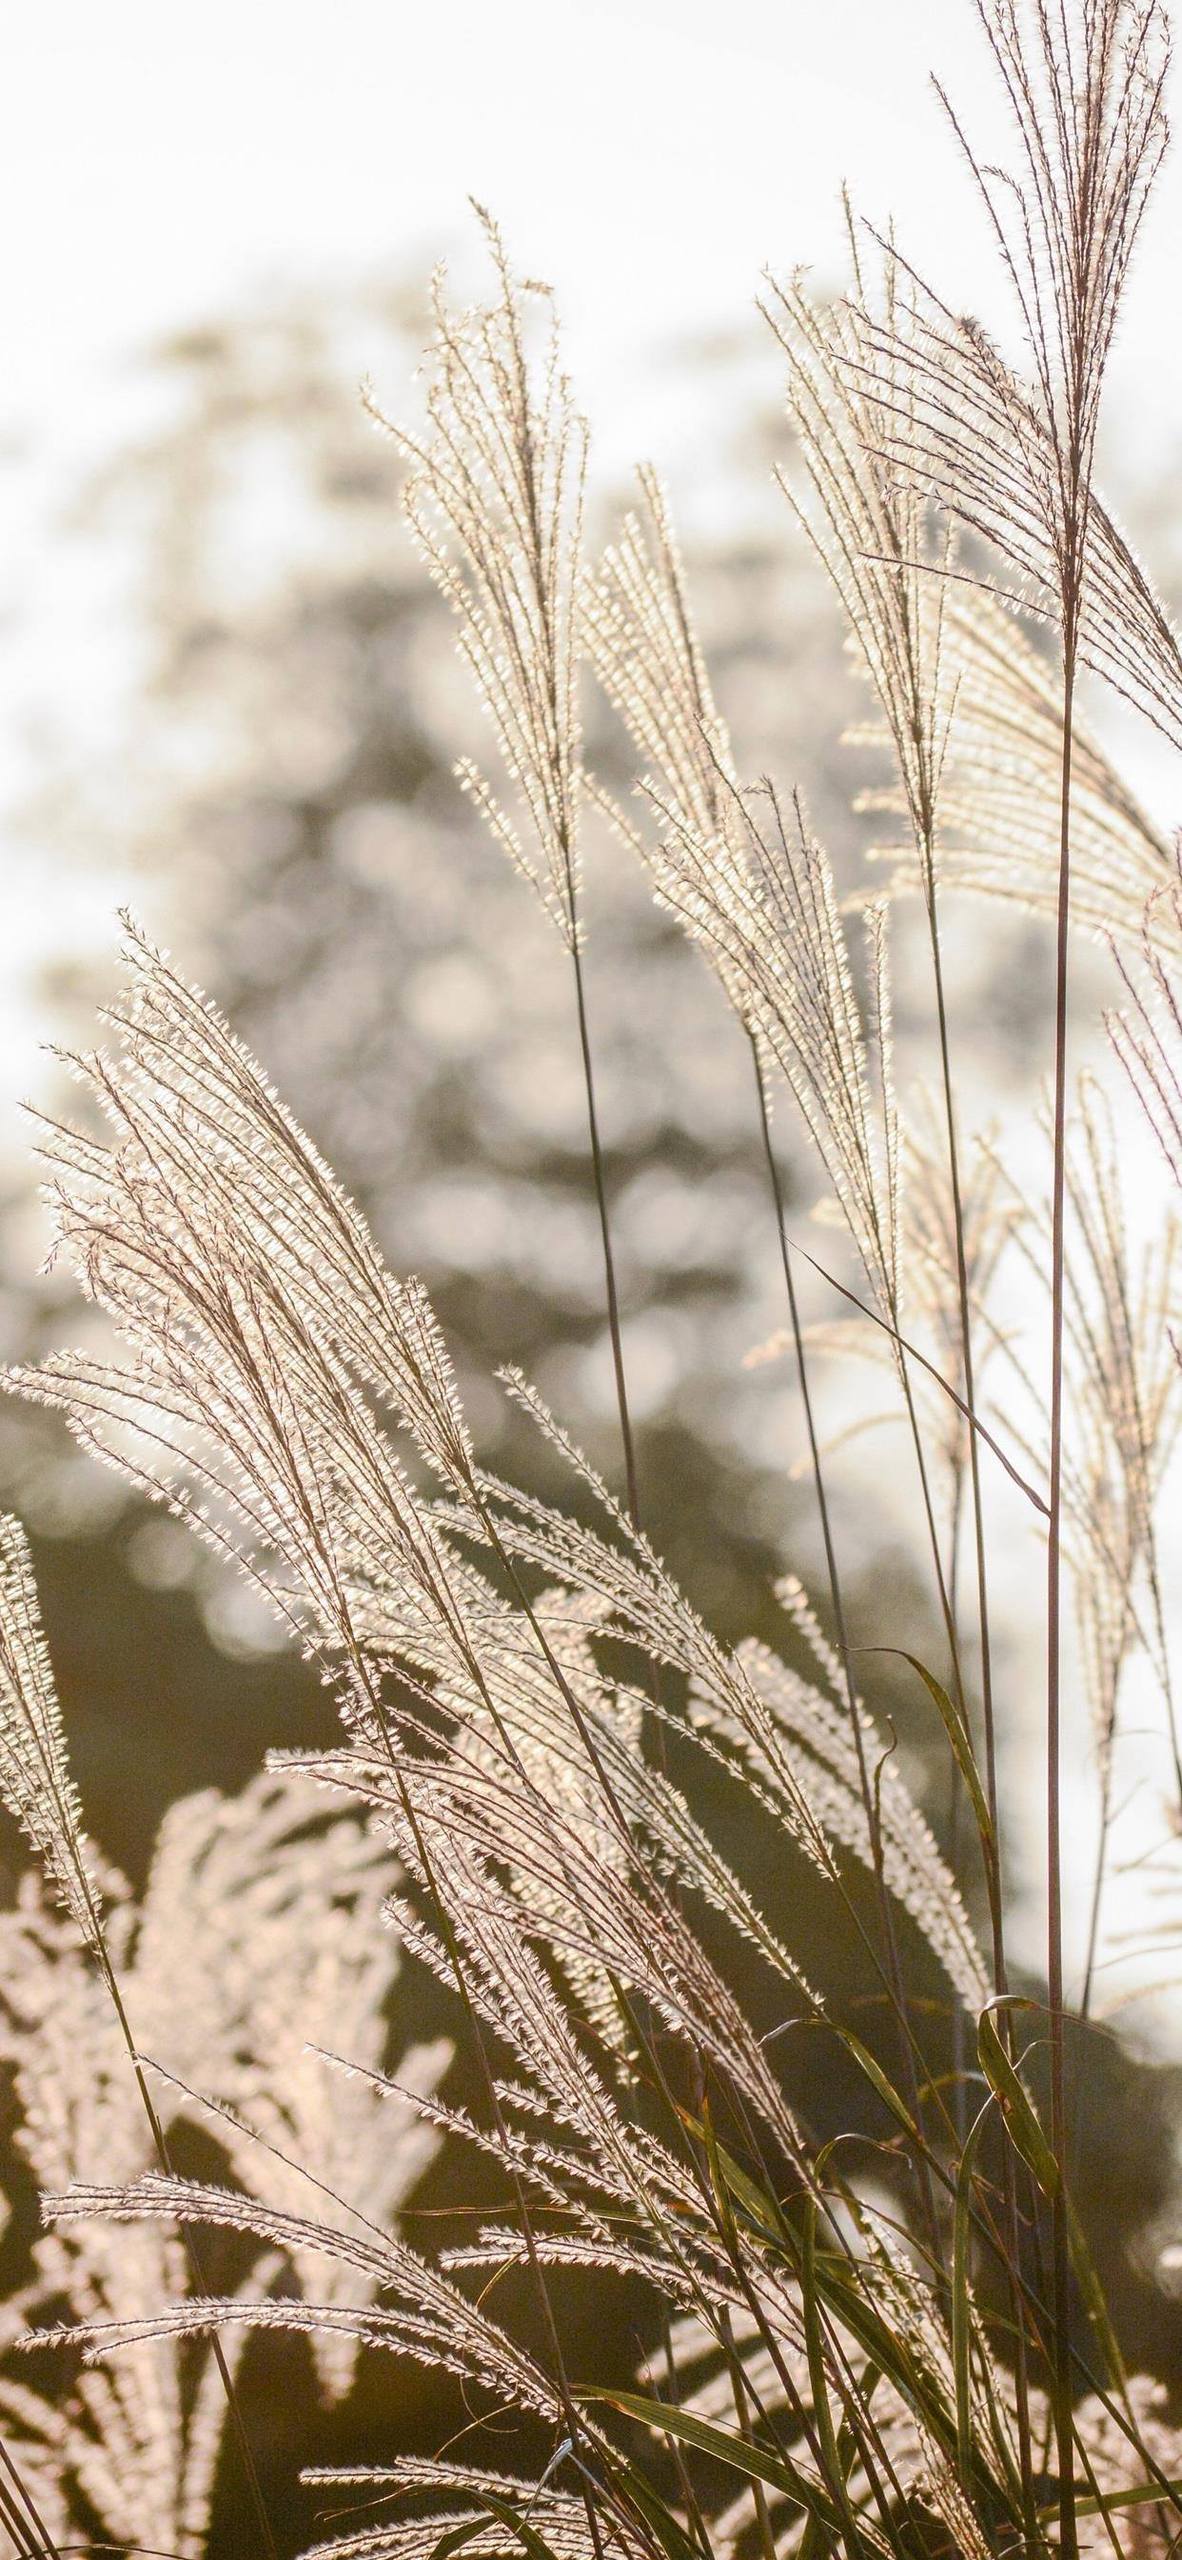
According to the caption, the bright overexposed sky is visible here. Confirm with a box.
[3,0,1180,1133]
[6,0,1182,477]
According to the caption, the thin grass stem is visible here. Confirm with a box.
[565,871,641,1530]
[1048,626,1079,2560]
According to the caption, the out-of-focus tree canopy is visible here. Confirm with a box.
[3,277,1178,2552]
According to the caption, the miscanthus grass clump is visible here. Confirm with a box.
[0,3,1181,2555]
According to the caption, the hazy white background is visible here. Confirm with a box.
[3,0,1180,1129]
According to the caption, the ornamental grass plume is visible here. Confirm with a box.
[0,3,1180,2557]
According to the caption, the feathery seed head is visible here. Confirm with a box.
[373,208,589,947]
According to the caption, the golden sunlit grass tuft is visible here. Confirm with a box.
[0,6,1178,2558]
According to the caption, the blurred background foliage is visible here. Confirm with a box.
[1,276,1180,2548]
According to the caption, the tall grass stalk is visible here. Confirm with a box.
[0,7,1179,2559]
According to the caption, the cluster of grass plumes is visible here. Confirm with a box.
[0,3,1180,2557]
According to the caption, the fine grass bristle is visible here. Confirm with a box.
[0,5,1179,2558]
